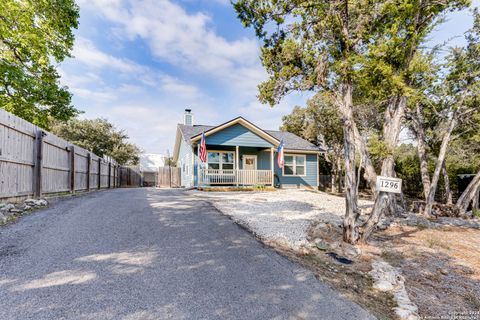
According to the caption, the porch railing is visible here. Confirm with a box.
[199,169,273,186]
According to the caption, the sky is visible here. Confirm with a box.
[59,0,479,155]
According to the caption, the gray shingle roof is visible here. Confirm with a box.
[178,123,324,152]
[265,130,323,151]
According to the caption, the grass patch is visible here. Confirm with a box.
[425,236,451,250]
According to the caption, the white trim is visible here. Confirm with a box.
[282,154,307,177]
[242,155,258,170]
[172,126,184,163]
[284,149,322,154]
[206,150,236,173]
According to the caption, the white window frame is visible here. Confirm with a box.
[282,154,307,177]
[206,150,236,174]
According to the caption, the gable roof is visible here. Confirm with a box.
[176,117,324,153]
[190,117,280,146]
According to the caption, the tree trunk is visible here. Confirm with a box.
[331,172,337,193]
[338,84,360,244]
[359,96,406,243]
[473,188,479,211]
[442,160,453,205]
[336,156,343,192]
[356,152,362,194]
[412,104,431,200]
[456,170,480,214]
[352,122,377,194]
[424,113,457,216]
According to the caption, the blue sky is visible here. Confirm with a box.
[59,0,479,154]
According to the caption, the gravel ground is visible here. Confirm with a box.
[192,189,372,249]
[0,188,374,320]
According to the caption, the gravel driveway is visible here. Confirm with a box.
[193,189,372,249]
[0,188,373,320]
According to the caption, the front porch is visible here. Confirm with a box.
[199,169,273,186]
[194,145,276,187]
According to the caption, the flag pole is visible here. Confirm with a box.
[197,142,201,187]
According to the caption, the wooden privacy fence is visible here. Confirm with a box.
[119,166,142,188]
[158,167,181,188]
[0,108,122,201]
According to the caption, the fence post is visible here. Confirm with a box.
[87,153,91,191]
[69,146,76,193]
[108,162,111,188]
[33,130,44,198]
[98,159,101,189]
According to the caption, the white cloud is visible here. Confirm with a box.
[77,0,265,89]
[73,37,142,73]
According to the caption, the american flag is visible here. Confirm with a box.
[277,139,284,168]
[199,132,207,162]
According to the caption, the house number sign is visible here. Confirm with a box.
[376,176,402,194]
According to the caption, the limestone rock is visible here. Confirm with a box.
[0,204,15,212]
[370,260,419,320]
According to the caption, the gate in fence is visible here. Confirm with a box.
[157,167,181,188]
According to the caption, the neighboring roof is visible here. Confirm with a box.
[139,153,166,172]
[177,119,324,152]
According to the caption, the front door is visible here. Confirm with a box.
[242,155,257,185]
[243,155,257,170]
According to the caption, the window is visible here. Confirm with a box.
[207,151,235,172]
[283,154,306,176]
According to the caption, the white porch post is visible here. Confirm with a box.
[236,145,239,186]
[197,143,201,187]
[270,147,274,186]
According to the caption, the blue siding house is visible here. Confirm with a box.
[173,110,324,188]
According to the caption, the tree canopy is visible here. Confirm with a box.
[235,0,473,243]
[51,118,141,166]
[0,0,80,128]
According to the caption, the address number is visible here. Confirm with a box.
[376,176,402,194]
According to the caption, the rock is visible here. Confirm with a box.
[314,238,329,251]
[316,222,328,230]
[9,209,22,214]
[341,243,361,258]
[24,199,47,207]
[370,259,419,320]
[35,199,48,206]
[439,268,448,275]
[0,212,6,223]
[375,280,395,291]
[0,204,15,212]
[23,205,31,211]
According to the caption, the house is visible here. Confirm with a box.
[172,109,324,188]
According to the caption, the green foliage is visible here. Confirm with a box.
[0,0,80,128]
[473,208,480,218]
[394,144,424,198]
[51,118,141,165]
